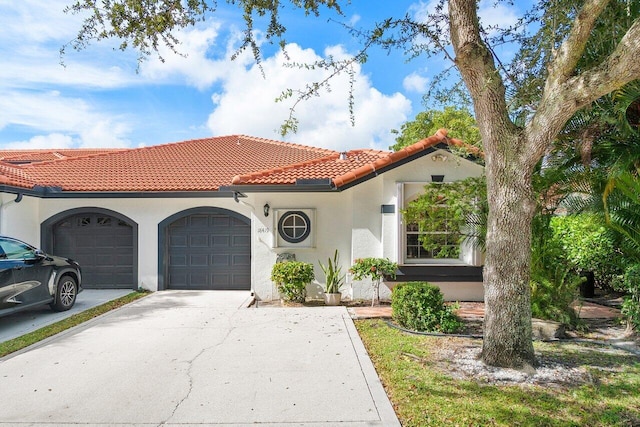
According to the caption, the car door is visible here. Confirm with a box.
[0,237,52,308]
[0,245,19,310]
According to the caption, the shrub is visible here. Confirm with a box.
[350,257,398,305]
[349,257,398,281]
[391,282,463,333]
[271,261,314,303]
[620,264,640,331]
[550,214,628,288]
[530,266,583,328]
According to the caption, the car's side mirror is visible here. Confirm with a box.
[33,249,47,259]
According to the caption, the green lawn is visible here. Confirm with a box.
[356,319,640,427]
[0,291,149,358]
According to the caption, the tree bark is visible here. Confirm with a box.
[482,137,536,367]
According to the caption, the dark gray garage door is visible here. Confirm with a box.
[167,213,251,290]
[53,213,135,289]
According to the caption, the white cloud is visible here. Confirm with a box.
[348,14,361,27]
[2,133,76,150]
[140,23,235,89]
[206,43,412,151]
[403,72,429,93]
[478,1,520,31]
[0,1,80,44]
[0,91,131,148]
[0,1,139,90]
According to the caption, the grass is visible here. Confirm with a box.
[356,319,640,427]
[0,291,149,358]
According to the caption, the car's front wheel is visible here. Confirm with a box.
[50,275,77,312]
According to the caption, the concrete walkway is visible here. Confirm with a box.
[0,289,134,343]
[0,290,400,426]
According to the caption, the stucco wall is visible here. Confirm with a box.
[0,194,40,245]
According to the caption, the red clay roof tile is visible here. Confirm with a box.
[0,149,124,164]
[0,130,481,193]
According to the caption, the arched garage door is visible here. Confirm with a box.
[51,212,135,289]
[165,210,251,290]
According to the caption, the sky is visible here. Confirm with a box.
[0,0,524,152]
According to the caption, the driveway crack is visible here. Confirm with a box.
[158,312,239,426]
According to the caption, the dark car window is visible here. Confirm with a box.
[0,238,36,260]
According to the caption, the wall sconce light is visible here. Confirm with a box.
[431,153,448,162]
[263,203,270,217]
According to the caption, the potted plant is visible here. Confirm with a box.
[271,260,314,303]
[319,249,346,306]
[349,257,398,306]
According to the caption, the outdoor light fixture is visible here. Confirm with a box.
[431,153,448,162]
[263,203,270,217]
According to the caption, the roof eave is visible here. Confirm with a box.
[220,182,337,193]
[0,186,240,199]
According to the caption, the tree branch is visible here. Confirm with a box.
[544,0,611,90]
[529,17,640,160]
[448,0,514,155]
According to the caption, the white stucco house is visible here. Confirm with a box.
[0,129,485,301]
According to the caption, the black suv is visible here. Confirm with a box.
[0,236,82,318]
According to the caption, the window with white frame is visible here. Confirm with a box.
[399,180,484,265]
[405,202,461,261]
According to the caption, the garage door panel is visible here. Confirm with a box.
[116,255,134,266]
[232,254,251,266]
[190,254,209,266]
[74,254,95,266]
[190,234,209,247]
[189,270,208,286]
[167,212,250,290]
[52,213,134,289]
[76,235,95,248]
[169,254,187,266]
[95,236,116,248]
[95,255,115,266]
[211,235,230,246]
[189,215,209,228]
[232,235,250,246]
[212,273,231,287]
[171,217,188,228]
[212,216,230,227]
[231,274,251,290]
[170,235,187,248]
[168,272,188,288]
[212,254,230,266]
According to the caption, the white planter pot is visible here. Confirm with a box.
[324,293,342,306]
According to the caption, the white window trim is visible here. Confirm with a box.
[397,182,469,266]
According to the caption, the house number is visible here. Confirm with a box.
[257,227,270,234]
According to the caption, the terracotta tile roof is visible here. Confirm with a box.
[0,149,123,164]
[0,135,333,192]
[0,130,481,193]
[0,164,39,188]
[231,149,389,186]
[232,129,481,189]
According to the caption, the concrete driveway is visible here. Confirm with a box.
[0,290,399,426]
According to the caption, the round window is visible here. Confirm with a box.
[278,211,311,243]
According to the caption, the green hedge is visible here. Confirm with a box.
[391,282,463,333]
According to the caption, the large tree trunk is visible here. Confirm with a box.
[482,134,536,367]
